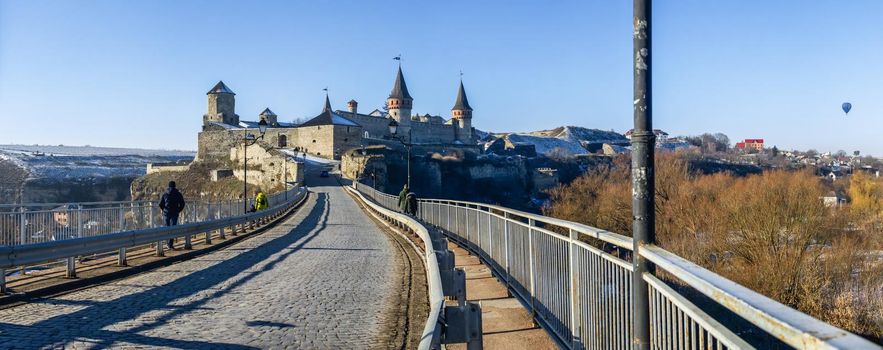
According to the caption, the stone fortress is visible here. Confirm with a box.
[197,65,478,162]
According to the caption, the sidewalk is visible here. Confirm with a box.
[445,241,557,350]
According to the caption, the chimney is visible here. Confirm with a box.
[347,100,358,114]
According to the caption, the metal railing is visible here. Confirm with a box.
[346,187,447,350]
[0,187,307,289]
[0,189,297,247]
[353,182,881,350]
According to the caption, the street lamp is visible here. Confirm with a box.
[242,119,268,213]
[388,119,412,188]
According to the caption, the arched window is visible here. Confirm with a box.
[364,131,369,138]
[278,135,288,148]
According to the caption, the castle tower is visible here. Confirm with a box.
[323,93,333,112]
[203,81,239,128]
[347,99,358,114]
[259,108,278,126]
[387,66,413,135]
[451,80,473,142]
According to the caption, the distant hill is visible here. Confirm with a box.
[492,126,627,156]
[0,145,195,203]
[0,144,193,157]
[0,144,193,182]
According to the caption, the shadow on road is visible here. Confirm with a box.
[0,193,330,349]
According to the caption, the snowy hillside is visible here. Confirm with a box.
[506,133,589,155]
[496,126,628,156]
[540,126,627,145]
[0,144,191,157]
[0,145,194,181]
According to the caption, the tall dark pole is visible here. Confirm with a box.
[243,130,249,214]
[406,131,412,189]
[632,0,655,349]
[283,153,287,201]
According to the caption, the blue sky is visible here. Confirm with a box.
[1,1,881,154]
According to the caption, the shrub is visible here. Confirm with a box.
[544,154,883,339]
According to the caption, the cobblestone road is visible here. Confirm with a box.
[0,179,403,349]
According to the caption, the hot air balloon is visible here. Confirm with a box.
[842,102,852,115]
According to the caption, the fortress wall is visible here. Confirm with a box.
[340,111,462,144]
[409,122,458,144]
[342,112,389,138]
[293,125,336,158]
[197,130,240,162]
[333,125,364,158]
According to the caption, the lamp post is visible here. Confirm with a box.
[243,119,268,213]
[388,120,412,188]
[631,1,655,349]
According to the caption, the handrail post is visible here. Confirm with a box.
[632,0,655,349]
[527,218,537,324]
[152,202,163,257]
[19,206,26,246]
[119,203,125,231]
[67,204,82,278]
[503,211,511,296]
[447,204,451,231]
[219,204,226,239]
[464,205,469,247]
[476,206,482,251]
[205,202,213,245]
[118,203,127,266]
[569,228,581,348]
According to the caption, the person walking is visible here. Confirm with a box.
[398,184,409,212]
[405,192,418,216]
[159,181,185,250]
[255,190,269,211]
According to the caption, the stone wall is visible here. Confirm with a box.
[292,125,335,158]
[338,110,472,144]
[340,147,388,186]
[409,122,458,144]
[340,112,389,139]
[197,129,240,162]
[230,143,304,190]
[332,125,364,159]
[146,162,191,174]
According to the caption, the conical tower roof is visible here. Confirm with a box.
[207,81,235,95]
[323,93,332,112]
[452,80,472,111]
[260,108,276,116]
[389,66,413,100]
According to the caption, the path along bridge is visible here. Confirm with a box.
[0,161,878,350]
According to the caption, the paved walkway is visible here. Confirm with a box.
[0,180,403,349]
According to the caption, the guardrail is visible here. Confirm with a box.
[353,182,881,350]
[0,187,307,292]
[0,189,299,247]
[346,186,481,350]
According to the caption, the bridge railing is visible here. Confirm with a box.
[353,182,880,350]
[0,189,298,247]
[346,186,447,350]
[0,187,308,290]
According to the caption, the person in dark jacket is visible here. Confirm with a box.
[405,192,418,216]
[159,181,186,249]
[398,185,409,212]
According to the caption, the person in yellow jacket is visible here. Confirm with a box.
[255,191,269,211]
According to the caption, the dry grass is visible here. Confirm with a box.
[544,154,883,340]
[130,161,281,202]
